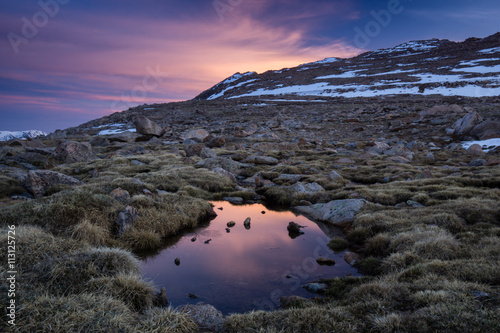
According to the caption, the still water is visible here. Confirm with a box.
[140,201,359,314]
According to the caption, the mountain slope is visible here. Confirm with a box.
[196,33,500,101]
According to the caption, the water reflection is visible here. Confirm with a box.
[141,201,359,314]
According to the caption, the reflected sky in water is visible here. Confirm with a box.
[141,201,359,314]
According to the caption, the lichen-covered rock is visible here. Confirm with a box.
[452,112,483,137]
[179,304,224,332]
[55,141,95,163]
[115,206,138,235]
[134,115,164,137]
[25,170,82,198]
[294,199,366,228]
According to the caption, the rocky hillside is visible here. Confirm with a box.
[196,32,500,101]
[1,33,499,333]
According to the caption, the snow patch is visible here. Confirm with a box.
[462,138,500,152]
[479,47,500,54]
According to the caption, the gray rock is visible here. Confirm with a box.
[110,188,131,203]
[468,159,487,167]
[291,182,325,194]
[294,199,366,228]
[115,206,138,235]
[424,152,436,163]
[184,143,204,157]
[276,174,302,183]
[179,304,224,332]
[108,131,138,143]
[211,167,237,182]
[197,157,246,174]
[200,147,217,159]
[25,170,82,198]
[134,115,164,137]
[89,136,110,147]
[452,112,483,137]
[466,144,485,157]
[223,197,243,204]
[55,141,95,164]
[469,121,500,140]
[328,171,343,182]
[184,129,209,141]
[243,155,279,165]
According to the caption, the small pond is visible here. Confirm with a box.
[140,201,360,314]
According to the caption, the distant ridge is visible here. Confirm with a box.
[196,32,500,100]
[0,130,48,142]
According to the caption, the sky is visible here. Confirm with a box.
[1,0,499,133]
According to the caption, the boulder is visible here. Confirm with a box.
[55,141,95,163]
[184,129,209,141]
[200,147,217,159]
[89,136,110,147]
[419,104,465,119]
[468,159,487,167]
[466,144,485,157]
[224,197,243,204]
[25,170,82,198]
[206,136,226,148]
[328,171,343,182]
[197,157,246,174]
[294,199,366,228]
[243,155,279,165]
[184,143,204,157]
[115,206,138,235]
[134,115,164,137]
[179,304,224,332]
[110,188,131,203]
[469,121,500,140]
[451,112,483,137]
[291,182,325,194]
[276,174,302,183]
[108,131,139,143]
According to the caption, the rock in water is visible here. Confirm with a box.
[179,304,224,332]
[244,217,251,229]
[316,257,336,266]
[287,222,305,235]
[134,115,164,137]
[174,258,180,266]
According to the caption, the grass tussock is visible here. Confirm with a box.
[224,307,358,333]
[136,307,198,333]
